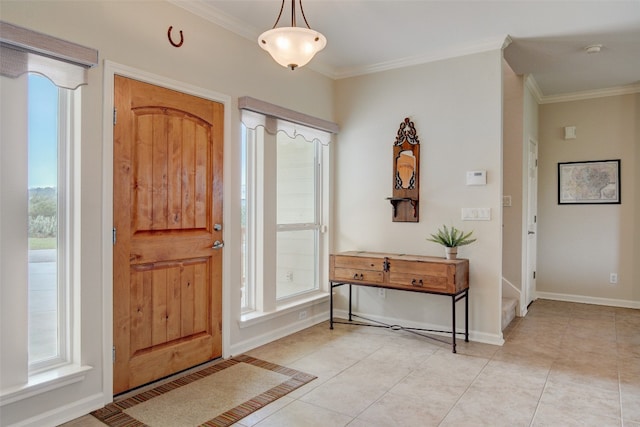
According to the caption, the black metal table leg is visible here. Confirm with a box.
[465,289,469,342]
[330,282,334,329]
[451,294,457,353]
[348,284,353,321]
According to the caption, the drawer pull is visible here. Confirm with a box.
[411,279,424,287]
[353,273,364,280]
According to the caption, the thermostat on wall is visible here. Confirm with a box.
[466,170,486,186]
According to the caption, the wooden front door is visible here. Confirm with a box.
[113,75,223,394]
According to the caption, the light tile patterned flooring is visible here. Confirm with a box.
[65,300,640,426]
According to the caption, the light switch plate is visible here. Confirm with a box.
[462,208,491,221]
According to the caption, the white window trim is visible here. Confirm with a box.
[0,365,92,406]
[239,293,330,328]
[239,99,336,324]
[0,21,97,406]
[0,76,91,407]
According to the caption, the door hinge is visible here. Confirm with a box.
[112,345,116,363]
[113,108,117,125]
[112,227,117,245]
[533,271,536,279]
[534,215,537,223]
[535,159,538,167]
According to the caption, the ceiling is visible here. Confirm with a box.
[172,0,640,99]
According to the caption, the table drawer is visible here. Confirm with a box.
[388,271,451,292]
[389,259,464,293]
[392,259,449,276]
[332,267,385,284]
[332,255,385,272]
[330,254,386,284]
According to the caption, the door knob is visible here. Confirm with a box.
[212,240,224,249]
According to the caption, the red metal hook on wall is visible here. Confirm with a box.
[167,26,184,47]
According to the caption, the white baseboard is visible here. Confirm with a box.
[536,292,640,309]
[7,392,105,427]
[230,312,327,356]
[332,309,504,347]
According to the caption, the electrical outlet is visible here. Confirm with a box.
[285,271,293,282]
[378,288,386,298]
[298,310,307,320]
[609,273,618,284]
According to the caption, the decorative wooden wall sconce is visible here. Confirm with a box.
[167,26,184,47]
[387,117,420,222]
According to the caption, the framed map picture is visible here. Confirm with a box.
[558,160,620,204]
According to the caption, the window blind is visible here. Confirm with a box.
[0,21,98,89]
[239,96,339,146]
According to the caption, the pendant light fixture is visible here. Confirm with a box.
[258,0,326,70]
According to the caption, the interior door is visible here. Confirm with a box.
[524,137,538,309]
[113,75,224,394]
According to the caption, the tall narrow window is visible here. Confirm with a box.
[0,21,97,396]
[240,126,255,312]
[276,132,319,299]
[27,74,68,367]
[239,97,337,316]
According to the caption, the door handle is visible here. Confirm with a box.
[528,231,535,235]
[212,240,224,249]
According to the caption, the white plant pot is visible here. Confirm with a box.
[445,247,458,260]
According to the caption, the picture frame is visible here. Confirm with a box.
[558,159,620,205]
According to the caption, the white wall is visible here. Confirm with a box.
[0,1,334,425]
[537,94,639,306]
[333,51,505,343]
[502,61,524,295]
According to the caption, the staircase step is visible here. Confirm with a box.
[502,297,517,330]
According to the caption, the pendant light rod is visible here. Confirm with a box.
[291,0,296,28]
[270,0,312,30]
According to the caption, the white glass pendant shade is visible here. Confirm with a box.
[259,27,326,70]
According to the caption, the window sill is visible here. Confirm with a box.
[0,364,93,406]
[240,292,329,328]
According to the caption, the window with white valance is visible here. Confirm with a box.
[239,96,338,146]
[239,97,337,317]
[0,21,97,403]
[0,21,97,88]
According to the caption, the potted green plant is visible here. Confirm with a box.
[426,225,476,259]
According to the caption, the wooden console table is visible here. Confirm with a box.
[329,251,469,353]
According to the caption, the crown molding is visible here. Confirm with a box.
[167,0,258,41]
[538,83,640,104]
[525,75,544,103]
[524,75,639,104]
[333,36,509,80]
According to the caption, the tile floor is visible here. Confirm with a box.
[64,299,640,426]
